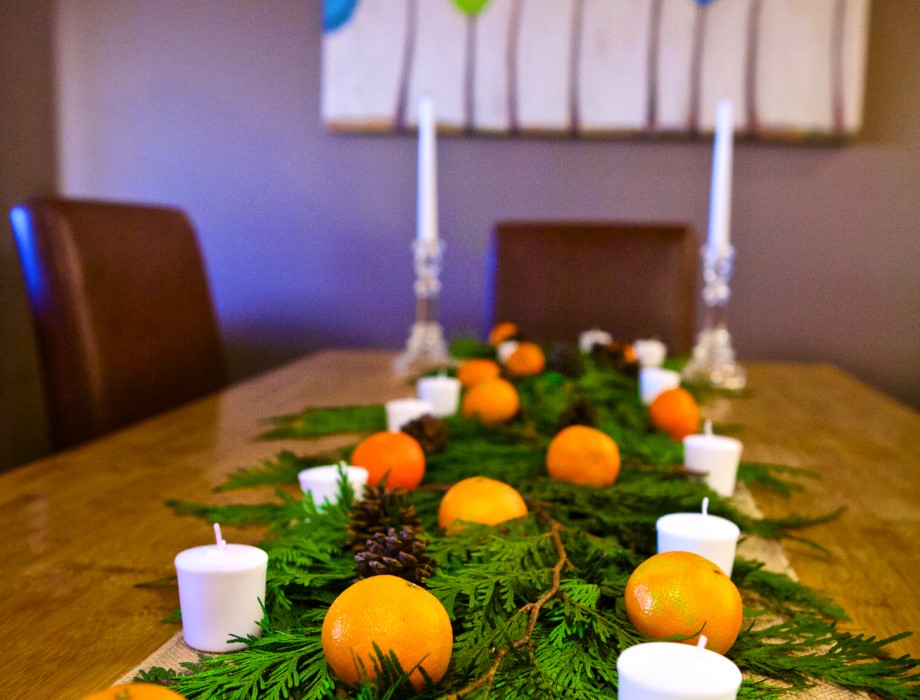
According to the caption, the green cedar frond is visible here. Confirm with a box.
[448,336,495,360]
[260,404,386,439]
[733,617,920,698]
[169,626,336,700]
[217,449,348,492]
[166,486,305,531]
[733,558,846,620]
[737,461,820,497]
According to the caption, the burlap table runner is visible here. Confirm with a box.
[118,483,868,698]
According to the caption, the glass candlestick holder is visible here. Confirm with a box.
[395,238,452,376]
[682,245,747,390]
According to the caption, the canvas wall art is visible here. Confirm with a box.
[321,0,870,140]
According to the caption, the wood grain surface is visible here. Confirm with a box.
[706,363,920,660]
[1,350,917,698]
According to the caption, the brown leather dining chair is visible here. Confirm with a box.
[10,197,228,451]
[486,221,699,354]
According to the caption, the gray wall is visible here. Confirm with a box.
[2,0,918,471]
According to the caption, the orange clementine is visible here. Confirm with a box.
[80,684,186,699]
[504,341,547,377]
[461,377,520,425]
[488,321,519,346]
[621,343,637,365]
[546,425,621,487]
[322,575,453,690]
[438,476,528,531]
[456,357,502,387]
[624,550,743,655]
[649,387,701,440]
[350,431,425,489]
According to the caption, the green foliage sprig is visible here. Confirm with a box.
[148,346,919,699]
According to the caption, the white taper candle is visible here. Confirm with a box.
[707,98,734,254]
[416,96,438,242]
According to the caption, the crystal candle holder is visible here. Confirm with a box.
[682,245,746,390]
[395,238,451,375]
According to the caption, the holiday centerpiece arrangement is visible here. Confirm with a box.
[127,326,918,700]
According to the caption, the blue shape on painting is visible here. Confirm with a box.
[324,0,360,32]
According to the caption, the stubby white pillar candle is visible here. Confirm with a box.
[707,98,734,254]
[617,636,742,699]
[385,397,434,432]
[633,339,667,368]
[417,374,461,417]
[579,328,613,353]
[416,96,438,242]
[683,420,744,497]
[656,498,740,576]
[639,367,682,405]
[298,465,369,506]
[175,524,269,652]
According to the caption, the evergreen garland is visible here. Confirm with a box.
[144,344,919,699]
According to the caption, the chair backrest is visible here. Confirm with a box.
[486,221,699,353]
[10,197,227,450]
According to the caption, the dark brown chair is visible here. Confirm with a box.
[486,221,699,353]
[10,197,227,450]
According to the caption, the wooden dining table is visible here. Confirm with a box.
[1,348,918,699]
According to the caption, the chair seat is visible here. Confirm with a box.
[486,221,699,354]
[10,197,227,450]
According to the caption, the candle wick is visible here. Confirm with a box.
[697,634,709,650]
[214,522,227,549]
[705,419,713,436]
[702,497,709,517]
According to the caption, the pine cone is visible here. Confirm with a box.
[401,414,449,454]
[589,341,620,367]
[591,341,639,377]
[348,483,423,552]
[556,398,599,431]
[547,343,583,377]
[355,527,436,584]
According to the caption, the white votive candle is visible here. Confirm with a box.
[639,367,682,405]
[656,498,740,576]
[617,637,742,699]
[496,340,519,364]
[385,398,434,432]
[175,523,269,652]
[579,328,613,353]
[683,420,744,497]
[417,374,461,417]
[634,339,667,368]
[298,464,369,506]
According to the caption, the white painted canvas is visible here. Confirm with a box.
[321,0,871,140]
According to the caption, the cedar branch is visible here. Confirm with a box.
[444,517,568,699]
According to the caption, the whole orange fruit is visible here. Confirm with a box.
[350,431,425,489]
[546,425,621,487]
[80,684,185,699]
[649,387,701,440]
[456,357,501,387]
[504,341,546,377]
[438,476,528,531]
[624,550,743,655]
[488,321,519,346]
[461,377,520,425]
[322,575,453,690]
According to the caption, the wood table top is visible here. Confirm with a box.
[1,349,918,698]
